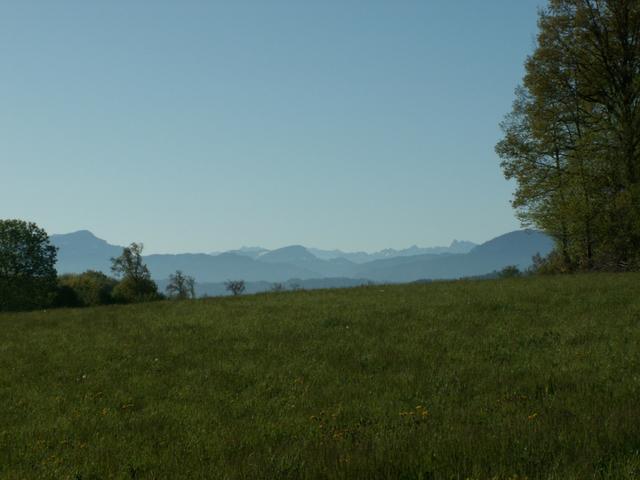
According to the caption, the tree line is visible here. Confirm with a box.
[497,0,640,272]
[56,241,165,308]
[0,219,252,312]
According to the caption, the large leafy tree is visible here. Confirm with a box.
[497,0,640,270]
[0,219,58,311]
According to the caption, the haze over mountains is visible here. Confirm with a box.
[51,230,554,295]
[219,240,477,263]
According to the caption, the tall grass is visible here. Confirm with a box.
[1,273,639,479]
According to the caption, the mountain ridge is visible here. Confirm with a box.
[50,230,554,287]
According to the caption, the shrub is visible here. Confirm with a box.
[0,277,58,311]
[58,271,118,307]
[112,277,161,304]
[52,284,81,308]
[498,265,522,278]
[529,251,573,275]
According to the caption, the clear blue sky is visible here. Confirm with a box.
[2,0,543,253]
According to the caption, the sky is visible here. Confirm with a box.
[1,0,544,254]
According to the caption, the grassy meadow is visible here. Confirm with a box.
[1,273,640,479]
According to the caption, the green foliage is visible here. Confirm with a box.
[110,243,159,303]
[110,242,151,281]
[497,0,640,271]
[112,276,160,304]
[52,284,81,308]
[0,219,58,311]
[165,270,196,300]
[530,251,573,275]
[57,271,118,307]
[1,275,640,478]
[498,265,522,278]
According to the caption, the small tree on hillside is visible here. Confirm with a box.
[0,219,58,311]
[111,242,150,281]
[225,280,245,296]
[166,270,196,300]
[110,243,159,303]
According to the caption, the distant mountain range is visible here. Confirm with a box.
[219,240,477,263]
[50,230,554,294]
[309,240,477,263]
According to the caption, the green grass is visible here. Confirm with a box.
[1,274,640,479]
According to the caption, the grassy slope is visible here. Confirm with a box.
[1,274,640,479]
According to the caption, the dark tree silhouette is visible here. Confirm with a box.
[0,219,58,311]
[166,270,196,300]
[225,280,245,296]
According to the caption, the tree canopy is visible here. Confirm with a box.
[497,0,640,271]
[0,219,58,311]
[110,242,151,280]
[110,243,159,303]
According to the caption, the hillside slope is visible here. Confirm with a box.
[356,230,554,281]
[1,273,639,479]
[51,230,122,274]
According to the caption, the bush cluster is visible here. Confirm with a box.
[1,219,166,312]
[54,270,162,308]
[55,271,117,307]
